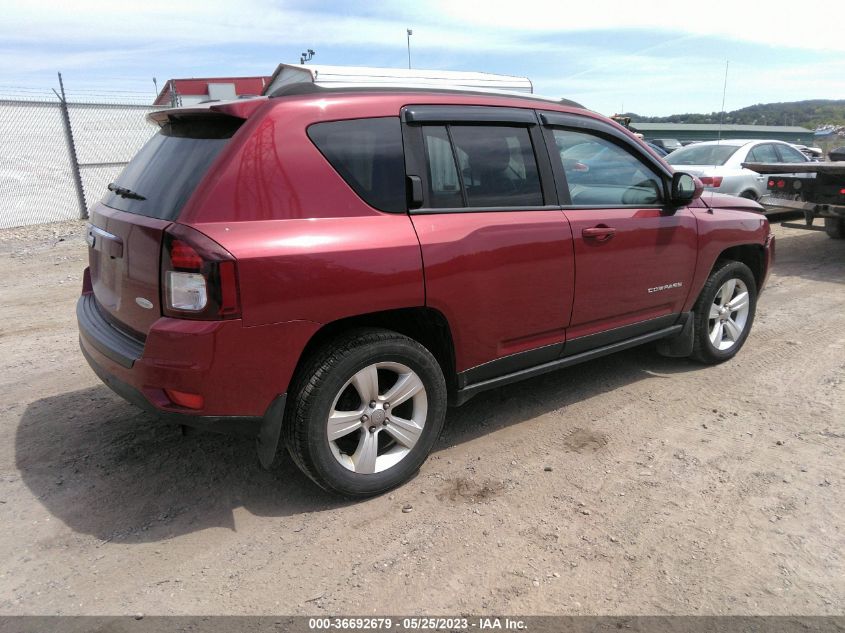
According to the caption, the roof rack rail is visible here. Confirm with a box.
[558,98,583,108]
[267,82,585,109]
[268,83,325,98]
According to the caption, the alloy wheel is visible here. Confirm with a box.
[708,278,750,351]
[327,362,428,474]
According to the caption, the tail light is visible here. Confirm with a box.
[161,224,241,320]
[699,176,723,188]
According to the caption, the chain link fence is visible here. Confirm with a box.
[0,78,163,229]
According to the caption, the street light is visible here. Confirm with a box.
[407,29,413,69]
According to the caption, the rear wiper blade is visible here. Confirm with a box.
[107,182,146,200]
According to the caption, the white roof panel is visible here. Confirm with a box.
[265,63,533,95]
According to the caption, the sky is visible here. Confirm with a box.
[2,0,845,117]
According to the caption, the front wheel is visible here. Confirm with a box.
[691,260,757,364]
[283,328,447,497]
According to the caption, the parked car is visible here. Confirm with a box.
[649,138,683,152]
[645,141,670,157]
[78,86,774,497]
[830,147,845,161]
[666,139,810,199]
[792,144,824,161]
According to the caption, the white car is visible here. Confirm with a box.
[666,139,810,200]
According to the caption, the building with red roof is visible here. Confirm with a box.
[153,76,271,107]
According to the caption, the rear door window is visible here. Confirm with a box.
[307,117,406,213]
[422,126,463,208]
[103,116,242,220]
[420,125,543,208]
[775,144,808,163]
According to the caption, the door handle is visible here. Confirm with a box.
[582,226,616,243]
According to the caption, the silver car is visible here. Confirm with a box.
[666,139,809,200]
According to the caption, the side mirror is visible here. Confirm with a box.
[670,172,702,205]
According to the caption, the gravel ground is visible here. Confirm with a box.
[0,219,842,615]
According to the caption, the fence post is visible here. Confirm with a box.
[54,72,88,220]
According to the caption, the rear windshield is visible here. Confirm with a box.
[667,144,739,166]
[102,116,242,220]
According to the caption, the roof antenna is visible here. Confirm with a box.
[717,60,729,144]
[300,49,315,64]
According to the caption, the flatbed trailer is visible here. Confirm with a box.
[742,161,845,239]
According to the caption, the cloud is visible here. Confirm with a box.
[2,0,843,116]
[534,54,845,116]
[1,1,571,54]
[424,0,845,53]
[9,0,842,53]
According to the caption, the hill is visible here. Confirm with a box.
[623,99,845,129]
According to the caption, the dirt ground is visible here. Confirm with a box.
[0,219,842,616]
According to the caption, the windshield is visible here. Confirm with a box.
[666,144,739,166]
[102,116,242,220]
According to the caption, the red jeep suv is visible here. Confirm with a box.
[78,85,774,497]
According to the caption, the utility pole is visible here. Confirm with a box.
[407,29,413,69]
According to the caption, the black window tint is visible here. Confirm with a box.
[422,126,463,208]
[447,126,543,207]
[103,116,242,220]
[552,129,663,206]
[747,144,780,163]
[775,144,808,163]
[308,117,406,213]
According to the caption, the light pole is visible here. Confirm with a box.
[407,29,413,69]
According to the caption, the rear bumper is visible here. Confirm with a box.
[77,291,320,419]
[79,340,271,437]
[77,292,143,369]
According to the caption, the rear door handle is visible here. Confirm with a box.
[582,226,616,243]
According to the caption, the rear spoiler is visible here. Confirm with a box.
[146,97,267,127]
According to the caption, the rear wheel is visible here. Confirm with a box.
[690,260,757,364]
[283,328,447,497]
[824,217,845,240]
[739,190,758,200]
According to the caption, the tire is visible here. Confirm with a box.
[283,328,447,497]
[824,217,845,240]
[739,190,758,200]
[690,260,757,364]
